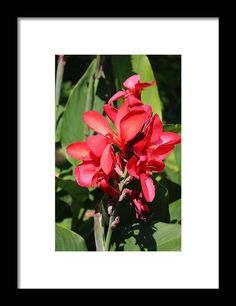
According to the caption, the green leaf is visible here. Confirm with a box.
[158,177,181,204]
[131,55,162,119]
[61,59,97,165]
[163,124,181,133]
[111,55,162,118]
[56,177,88,202]
[57,218,72,230]
[93,94,104,114]
[165,145,181,185]
[110,222,181,251]
[169,200,181,223]
[112,55,132,92]
[55,224,87,251]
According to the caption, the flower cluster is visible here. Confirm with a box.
[67,75,181,220]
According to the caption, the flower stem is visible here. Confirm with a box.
[94,212,105,251]
[105,214,114,251]
[55,55,65,106]
[94,202,105,251]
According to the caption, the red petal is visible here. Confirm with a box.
[100,144,115,176]
[140,173,155,202]
[152,144,175,160]
[82,111,113,137]
[66,142,91,161]
[133,138,148,157]
[135,80,156,91]
[147,114,163,145]
[127,96,143,107]
[86,135,109,158]
[127,155,139,179]
[99,178,119,197]
[157,132,181,146]
[123,75,140,89]
[108,91,125,105]
[104,104,118,123]
[141,105,152,118]
[147,156,165,172]
[74,162,100,187]
[115,100,129,136]
[120,110,148,143]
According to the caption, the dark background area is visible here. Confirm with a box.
[58,55,181,123]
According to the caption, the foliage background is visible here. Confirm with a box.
[55,55,181,251]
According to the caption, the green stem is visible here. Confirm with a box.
[105,214,114,251]
[84,55,103,137]
[55,55,65,106]
[94,212,105,251]
[94,202,105,251]
[104,171,129,251]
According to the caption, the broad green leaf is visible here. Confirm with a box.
[174,143,181,169]
[112,55,132,92]
[56,177,88,202]
[131,55,162,119]
[61,59,97,165]
[57,218,72,230]
[165,145,181,185]
[169,199,181,223]
[110,222,181,251]
[164,124,181,133]
[93,94,104,114]
[55,224,87,251]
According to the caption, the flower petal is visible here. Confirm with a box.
[120,110,148,143]
[82,111,113,137]
[66,142,91,161]
[104,104,118,123]
[86,135,109,158]
[99,178,119,197]
[100,144,115,176]
[127,96,143,107]
[147,114,163,145]
[127,155,139,179]
[74,162,100,187]
[147,156,165,172]
[140,173,155,202]
[157,132,181,146]
[108,91,125,105]
[135,80,156,91]
[152,144,175,160]
[123,75,140,89]
[133,137,148,157]
[115,100,129,136]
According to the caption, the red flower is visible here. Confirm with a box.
[66,74,181,221]
[104,74,154,123]
[66,135,118,197]
[108,74,156,106]
[127,114,181,202]
[82,100,149,154]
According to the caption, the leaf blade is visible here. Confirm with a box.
[55,224,88,251]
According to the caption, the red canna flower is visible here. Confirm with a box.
[66,135,118,197]
[104,74,155,123]
[108,74,156,106]
[82,100,150,155]
[127,114,181,202]
[66,74,181,222]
